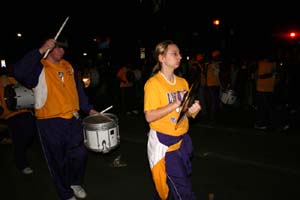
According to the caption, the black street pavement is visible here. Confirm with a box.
[1,107,300,200]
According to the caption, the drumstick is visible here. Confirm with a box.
[43,16,70,59]
[100,105,113,114]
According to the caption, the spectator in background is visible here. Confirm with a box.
[187,52,208,117]
[254,54,277,130]
[206,50,222,123]
[116,63,138,115]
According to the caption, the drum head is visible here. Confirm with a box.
[83,113,117,124]
[83,113,118,130]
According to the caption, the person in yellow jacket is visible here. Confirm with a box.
[144,40,201,200]
[254,55,277,130]
[0,67,37,174]
[14,38,99,200]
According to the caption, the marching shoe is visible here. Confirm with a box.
[21,167,34,175]
[110,155,128,168]
[254,124,267,130]
[71,185,87,199]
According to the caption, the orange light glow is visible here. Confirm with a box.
[213,20,220,26]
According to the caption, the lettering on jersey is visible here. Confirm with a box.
[167,90,185,113]
[171,117,177,123]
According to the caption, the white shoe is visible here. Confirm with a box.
[71,185,87,199]
[281,124,290,131]
[67,196,77,200]
[131,110,139,115]
[22,167,33,175]
[254,124,267,130]
[110,155,128,168]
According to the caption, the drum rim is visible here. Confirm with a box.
[83,113,118,122]
[82,113,118,129]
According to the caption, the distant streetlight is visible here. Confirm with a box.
[16,33,22,38]
[289,31,297,39]
[213,19,220,27]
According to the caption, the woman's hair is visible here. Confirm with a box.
[151,40,175,75]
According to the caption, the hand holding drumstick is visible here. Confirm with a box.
[89,106,114,121]
[43,16,69,58]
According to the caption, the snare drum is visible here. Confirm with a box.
[220,89,237,105]
[82,113,120,153]
[4,83,34,111]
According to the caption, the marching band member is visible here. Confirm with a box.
[0,66,37,174]
[144,40,201,200]
[14,38,99,200]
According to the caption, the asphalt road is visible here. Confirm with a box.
[1,107,300,200]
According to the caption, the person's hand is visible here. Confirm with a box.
[173,90,186,111]
[188,100,201,115]
[39,39,56,55]
[89,109,99,116]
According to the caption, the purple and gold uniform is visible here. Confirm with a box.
[0,75,37,171]
[144,72,189,135]
[144,72,195,200]
[14,49,93,200]
[34,59,80,119]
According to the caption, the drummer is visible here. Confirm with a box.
[0,65,37,175]
[13,38,99,200]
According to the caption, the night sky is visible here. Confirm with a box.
[1,1,300,64]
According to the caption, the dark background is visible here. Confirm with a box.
[1,1,300,65]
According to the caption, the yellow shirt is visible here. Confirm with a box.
[34,59,79,119]
[144,72,189,136]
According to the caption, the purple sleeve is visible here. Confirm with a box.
[13,49,43,88]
